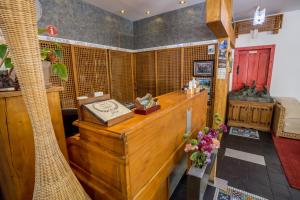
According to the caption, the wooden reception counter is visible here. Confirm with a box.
[67,91,208,200]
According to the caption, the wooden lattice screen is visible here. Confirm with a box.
[109,50,134,104]
[234,14,283,36]
[157,48,181,96]
[183,44,217,126]
[135,51,156,97]
[183,45,216,84]
[40,41,77,108]
[73,46,109,97]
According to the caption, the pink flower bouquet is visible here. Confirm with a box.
[184,113,227,168]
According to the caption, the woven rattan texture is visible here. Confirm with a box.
[135,51,156,97]
[234,14,283,36]
[73,46,109,97]
[110,50,134,104]
[40,41,77,108]
[0,0,90,199]
[157,48,181,96]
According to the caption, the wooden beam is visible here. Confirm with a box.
[206,0,235,47]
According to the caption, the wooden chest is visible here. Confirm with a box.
[227,99,274,132]
[67,91,208,200]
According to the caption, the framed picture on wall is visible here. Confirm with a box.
[193,60,214,76]
[195,77,212,100]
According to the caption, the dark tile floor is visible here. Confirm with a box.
[171,132,300,200]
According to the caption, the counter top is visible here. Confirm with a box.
[74,90,208,136]
[0,87,64,98]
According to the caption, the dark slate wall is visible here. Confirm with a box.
[133,3,216,49]
[38,0,134,49]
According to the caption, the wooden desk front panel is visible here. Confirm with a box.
[127,92,207,198]
[0,89,68,200]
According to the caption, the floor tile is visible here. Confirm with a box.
[268,171,289,186]
[270,183,292,200]
[225,148,266,166]
[245,182,273,199]
[290,188,300,200]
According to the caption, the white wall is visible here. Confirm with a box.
[231,10,300,100]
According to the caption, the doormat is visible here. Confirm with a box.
[229,127,259,140]
[213,186,268,200]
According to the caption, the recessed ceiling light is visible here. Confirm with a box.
[179,0,186,4]
[120,9,125,14]
[145,10,151,15]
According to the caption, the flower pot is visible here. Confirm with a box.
[42,61,51,88]
[187,152,217,200]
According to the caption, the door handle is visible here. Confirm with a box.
[237,65,240,75]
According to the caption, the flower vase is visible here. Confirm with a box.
[187,152,217,200]
[42,61,51,88]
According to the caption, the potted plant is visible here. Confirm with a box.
[39,25,68,86]
[0,25,68,91]
[0,43,16,91]
[184,113,227,199]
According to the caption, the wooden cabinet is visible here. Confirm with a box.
[0,87,68,200]
[227,99,274,132]
[67,91,208,200]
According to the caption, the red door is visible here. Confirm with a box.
[233,45,275,91]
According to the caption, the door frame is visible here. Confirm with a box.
[233,44,276,91]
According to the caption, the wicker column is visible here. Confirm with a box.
[0,1,90,199]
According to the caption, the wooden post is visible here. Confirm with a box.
[206,0,235,127]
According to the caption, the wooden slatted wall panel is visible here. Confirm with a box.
[110,50,134,104]
[39,41,77,108]
[135,51,156,97]
[157,48,181,96]
[183,44,217,126]
[73,46,109,97]
[234,14,283,36]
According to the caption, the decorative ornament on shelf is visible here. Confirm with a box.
[184,113,227,168]
[134,93,161,115]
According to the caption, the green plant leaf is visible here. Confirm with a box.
[40,48,51,61]
[38,28,47,34]
[52,63,68,81]
[54,49,63,59]
[190,152,200,161]
[4,58,13,68]
[190,139,198,146]
[54,42,62,49]
[0,44,8,59]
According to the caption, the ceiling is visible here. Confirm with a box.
[233,0,300,20]
[84,0,300,21]
[84,0,205,21]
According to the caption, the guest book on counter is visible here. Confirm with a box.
[78,94,134,127]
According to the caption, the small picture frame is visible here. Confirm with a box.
[193,60,214,76]
[195,77,212,100]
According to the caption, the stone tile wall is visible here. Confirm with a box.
[38,1,215,50]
